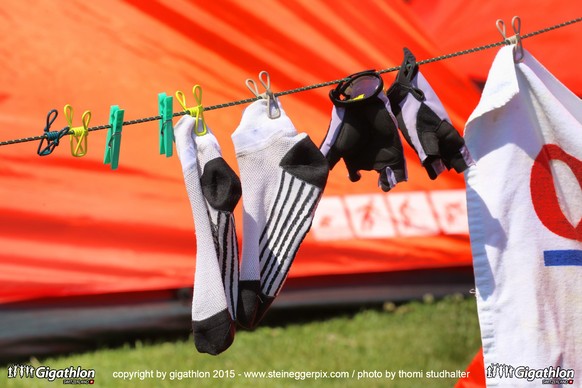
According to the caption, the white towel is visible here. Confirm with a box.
[465,45,582,387]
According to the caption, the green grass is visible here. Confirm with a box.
[1,295,481,388]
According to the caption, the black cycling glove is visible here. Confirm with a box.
[320,70,407,192]
[387,48,474,179]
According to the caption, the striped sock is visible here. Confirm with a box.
[174,115,241,355]
[232,99,329,328]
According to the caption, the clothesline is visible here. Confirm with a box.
[0,16,580,148]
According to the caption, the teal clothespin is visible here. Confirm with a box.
[104,105,124,170]
[158,93,174,157]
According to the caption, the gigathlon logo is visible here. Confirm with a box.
[7,363,95,384]
[487,363,574,385]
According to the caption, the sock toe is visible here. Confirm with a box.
[253,294,276,327]
[193,309,236,355]
[236,280,261,329]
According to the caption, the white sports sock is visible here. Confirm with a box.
[232,99,329,328]
[175,114,241,355]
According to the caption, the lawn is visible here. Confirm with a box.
[1,295,481,387]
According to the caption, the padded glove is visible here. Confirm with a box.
[320,70,407,192]
[387,48,474,179]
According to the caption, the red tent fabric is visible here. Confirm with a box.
[0,0,482,304]
[405,0,582,95]
[455,349,486,388]
[22,0,582,307]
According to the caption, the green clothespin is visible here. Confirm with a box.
[104,105,124,170]
[158,93,174,157]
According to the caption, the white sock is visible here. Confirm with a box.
[174,114,241,355]
[232,99,329,328]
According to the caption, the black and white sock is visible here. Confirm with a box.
[232,99,329,328]
[175,114,241,355]
[387,48,475,179]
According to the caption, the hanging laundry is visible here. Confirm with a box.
[387,48,474,179]
[465,45,582,386]
[233,98,329,329]
[174,114,241,356]
[320,70,407,192]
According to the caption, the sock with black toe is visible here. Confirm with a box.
[233,98,329,328]
[175,114,241,355]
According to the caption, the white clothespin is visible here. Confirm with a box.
[246,70,281,119]
[496,16,524,63]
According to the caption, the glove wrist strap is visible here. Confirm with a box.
[329,70,384,107]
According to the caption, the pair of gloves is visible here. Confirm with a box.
[320,48,474,191]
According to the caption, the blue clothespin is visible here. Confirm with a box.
[104,105,124,170]
[158,93,174,157]
[37,109,70,156]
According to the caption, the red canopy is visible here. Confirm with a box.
[7,0,576,304]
